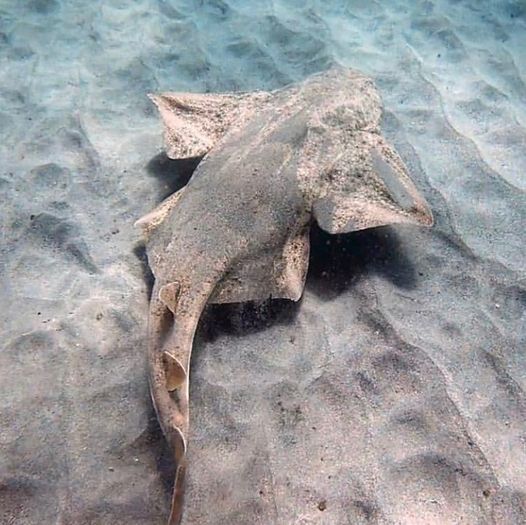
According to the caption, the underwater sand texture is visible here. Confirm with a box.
[0,0,525,524]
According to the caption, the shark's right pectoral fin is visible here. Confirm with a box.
[148,90,272,159]
[313,133,433,234]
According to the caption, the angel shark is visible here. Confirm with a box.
[136,66,433,524]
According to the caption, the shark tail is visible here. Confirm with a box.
[147,277,217,525]
[168,461,186,525]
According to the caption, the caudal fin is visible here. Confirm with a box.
[147,279,216,524]
[167,462,186,525]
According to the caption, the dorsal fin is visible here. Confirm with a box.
[148,91,271,159]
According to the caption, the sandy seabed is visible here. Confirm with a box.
[0,0,525,523]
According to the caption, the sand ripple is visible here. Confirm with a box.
[0,0,525,523]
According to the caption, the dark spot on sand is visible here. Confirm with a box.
[30,163,70,189]
[29,212,99,274]
[28,0,59,14]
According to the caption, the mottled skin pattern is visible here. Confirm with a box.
[136,67,433,524]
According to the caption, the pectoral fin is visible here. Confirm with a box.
[134,188,185,236]
[313,133,433,233]
[148,91,271,159]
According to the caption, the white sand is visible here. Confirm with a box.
[0,0,525,523]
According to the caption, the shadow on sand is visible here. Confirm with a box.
[146,152,201,199]
[200,223,417,343]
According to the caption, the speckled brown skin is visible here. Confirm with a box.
[137,66,433,524]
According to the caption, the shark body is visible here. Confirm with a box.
[136,67,433,524]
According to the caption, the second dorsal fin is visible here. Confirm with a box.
[148,91,271,159]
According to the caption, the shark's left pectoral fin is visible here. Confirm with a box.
[134,187,185,236]
[149,90,272,159]
[313,133,433,234]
